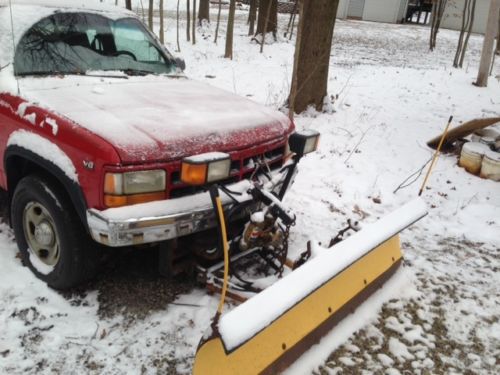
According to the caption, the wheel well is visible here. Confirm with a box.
[5,153,88,227]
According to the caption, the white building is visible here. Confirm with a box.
[335,0,489,35]
[337,0,410,24]
[439,0,489,34]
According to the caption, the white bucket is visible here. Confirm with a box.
[459,142,490,175]
[471,128,500,143]
[480,149,500,181]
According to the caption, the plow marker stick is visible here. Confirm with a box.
[193,198,428,374]
[419,115,453,196]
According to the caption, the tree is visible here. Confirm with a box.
[125,0,132,10]
[430,0,448,51]
[475,0,500,87]
[148,0,154,32]
[453,0,477,68]
[192,0,197,44]
[176,0,181,52]
[198,0,210,25]
[159,0,165,43]
[256,0,278,38]
[496,12,500,55]
[289,0,340,116]
[214,0,223,43]
[186,0,191,42]
[225,0,236,59]
[248,0,258,36]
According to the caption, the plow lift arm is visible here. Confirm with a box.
[181,131,428,375]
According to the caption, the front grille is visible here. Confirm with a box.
[167,143,286,199]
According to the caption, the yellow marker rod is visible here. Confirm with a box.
[209,186,230,315]
[419,115,453,196]
[215,195,230,314]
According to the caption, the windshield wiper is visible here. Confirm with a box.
[121,69,153,76]
[17,71,129,79]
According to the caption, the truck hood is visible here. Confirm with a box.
[21,76,291,163]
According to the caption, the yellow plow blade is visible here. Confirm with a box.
[193,199,427,375]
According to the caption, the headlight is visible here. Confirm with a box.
[104,170,166,207]
[288,130,320,157]
[105,170,166,195]
[181,152,231,185]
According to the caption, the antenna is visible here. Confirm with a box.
[8,0,21,95]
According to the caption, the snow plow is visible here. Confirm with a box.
[179,131,428,374]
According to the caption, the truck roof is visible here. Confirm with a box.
[0,0,132,15]
[0,1,135,68]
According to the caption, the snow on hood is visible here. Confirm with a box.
[21,76,292,163]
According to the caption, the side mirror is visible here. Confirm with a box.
[174,57,186,71]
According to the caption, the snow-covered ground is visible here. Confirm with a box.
[1,4,499,375]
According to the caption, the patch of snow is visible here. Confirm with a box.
[23,112,36,125]
[44,117,58,136]
[250,211,265,224]
[28,248,54,275]
[184,151,230,163]
[338,356,356,366]
[7,130,78,182]
[388,337,414,362]
[385,368,401,375]
[16,102,28,117]
[377,353,394,366]
[462,141,490,155]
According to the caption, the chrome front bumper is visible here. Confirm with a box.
[87,169,293,247]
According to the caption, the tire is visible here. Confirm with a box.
[11,175,99,289]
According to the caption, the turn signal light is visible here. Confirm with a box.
[181,152,231,186]
[104,192,166,208]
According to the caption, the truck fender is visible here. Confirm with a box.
[4,143,88,228]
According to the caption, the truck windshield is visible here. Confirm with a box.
[15,12,176,77]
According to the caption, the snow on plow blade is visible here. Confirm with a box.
[193,199,427,375]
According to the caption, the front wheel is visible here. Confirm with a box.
[11,175,99,289]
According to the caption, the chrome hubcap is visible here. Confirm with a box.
[23,202,60,266]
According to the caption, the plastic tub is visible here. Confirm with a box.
[471,128,500,143]
[480,149,500,181]
[459,142,490,175]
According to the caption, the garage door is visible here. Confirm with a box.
[347,0,365,19]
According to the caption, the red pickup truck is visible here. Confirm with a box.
[0,1,294,289]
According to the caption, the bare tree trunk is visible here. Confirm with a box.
[289,0,340,116]
[256,0,278,38]
[140,0,146,23]
[192,0,197,44]
[430,0,448,51]
[198,0,210,25]
[177,0,181,52]
[288,5,298,40]
[496,12,500,55]
[458,0,476,67]
[125,0,132,10]
[285,0,298,38]
[148,0,154,32]
[225,0,236,59]
[214,0,223,43]
[475,0,500,87]
[186,0,191,42]
[248,0,258,36]
[260,0,273,53]
[159,0,165,43]
[453,0,472,67]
